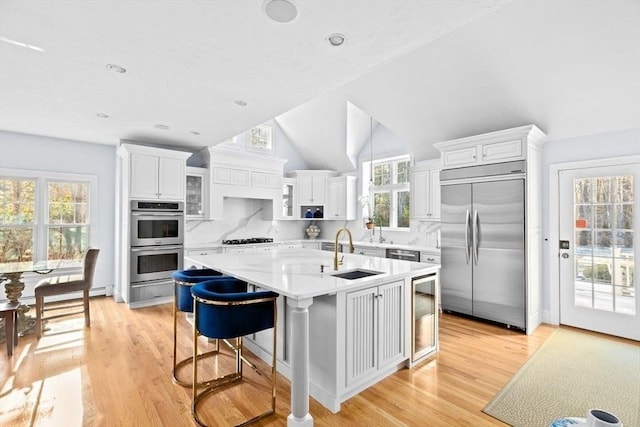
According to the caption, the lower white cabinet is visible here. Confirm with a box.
[420,251,441,264]
[301,241,320,250]
[224,246,256,255]
[345,280,405,386]
[352,245,385,258]
[223,244,277,254]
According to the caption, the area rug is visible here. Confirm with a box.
[483,328,640,427]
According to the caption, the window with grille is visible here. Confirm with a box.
[363,156,411,229]
[0,170,95,265]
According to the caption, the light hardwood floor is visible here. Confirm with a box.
[1,296,556,426]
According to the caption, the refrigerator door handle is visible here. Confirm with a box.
[465,209,471,264]
[473,208,479,265]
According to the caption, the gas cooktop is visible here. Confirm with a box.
[222,238,274,245]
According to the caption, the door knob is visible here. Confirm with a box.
[562,253,569,259]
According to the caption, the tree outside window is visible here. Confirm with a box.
[48,181,89,261]
[0,178,36,263]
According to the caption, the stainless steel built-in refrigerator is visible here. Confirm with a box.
[440,161,526,329]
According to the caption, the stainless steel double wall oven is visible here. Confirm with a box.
[130,200,184,284]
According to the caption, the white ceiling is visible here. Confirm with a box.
[1,1,639,172]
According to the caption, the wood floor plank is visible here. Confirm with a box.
[0,296,559,426]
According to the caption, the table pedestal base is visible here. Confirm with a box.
[2,271,37,336]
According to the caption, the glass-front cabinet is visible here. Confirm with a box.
[282,177,295,219]
[186,167,207,219]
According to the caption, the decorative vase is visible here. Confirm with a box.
[365,222,374,229]
[305,224,320,239]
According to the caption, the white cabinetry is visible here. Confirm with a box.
[185,247,222,269]
[327,176,357,220]
[298,174,328,204]
[301,241,320,250]
[122,145,190,201]
[420,251,441,264]
[186,167,207,219]
[410,160,441,220]
[223,244,277,254]
[345,280,405,386]
[281,178,296,220]
[115,143,191,309]
[434,126,545,170]
[435,124,547,334]
[352,245,385,258]
[287,170,339,219]
[280,241,302,249]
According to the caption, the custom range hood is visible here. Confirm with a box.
[206,146,287,220]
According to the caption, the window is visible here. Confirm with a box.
[248,124,274,152]
[364,155,411,229]
[47,181,89,261]
[0,169,96,265]
[0,177,36,262]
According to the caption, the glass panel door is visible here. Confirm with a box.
[559,164,639,340]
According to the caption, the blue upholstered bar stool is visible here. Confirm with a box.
[171,268,225,387]
[191,279,278,426]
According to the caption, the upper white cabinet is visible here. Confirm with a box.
[294,171,335,204]
[186,166,208,219]
[411,160,441,220]
[119,144,190,201]
[287,170,339,219]
[327,176,357,220]
[434,125,546,170]
[282,177,296,220]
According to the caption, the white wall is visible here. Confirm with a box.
[541,127,640,320]
[0,131,116,297]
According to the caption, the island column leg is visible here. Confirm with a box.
[287,297,314,427]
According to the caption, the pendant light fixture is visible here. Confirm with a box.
[369,116,374,191]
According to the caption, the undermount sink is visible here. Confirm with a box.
[331,269,383,280]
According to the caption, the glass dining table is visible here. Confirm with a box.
[0,260,81,336]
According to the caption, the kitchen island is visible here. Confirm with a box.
[185,247,440,427]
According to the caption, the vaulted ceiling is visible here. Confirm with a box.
[1,1,638,172]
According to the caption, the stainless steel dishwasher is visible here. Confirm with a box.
[385,248,420,262]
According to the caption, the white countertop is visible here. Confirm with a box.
[185,248,439,300]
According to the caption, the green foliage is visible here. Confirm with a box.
[583,264,612,282]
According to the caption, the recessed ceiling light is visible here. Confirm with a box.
[234,100,248,107]
[263,0,298,23]
[190,131,200,135]
[153,124,170,130]
[96,113,109,118]
[106,64,127,73]
[327,33,346,47]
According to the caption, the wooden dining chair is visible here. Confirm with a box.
[34,248,100,338]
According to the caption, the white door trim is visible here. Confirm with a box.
[548,155,640,326]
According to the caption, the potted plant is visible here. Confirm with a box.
[359,195,375,229]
